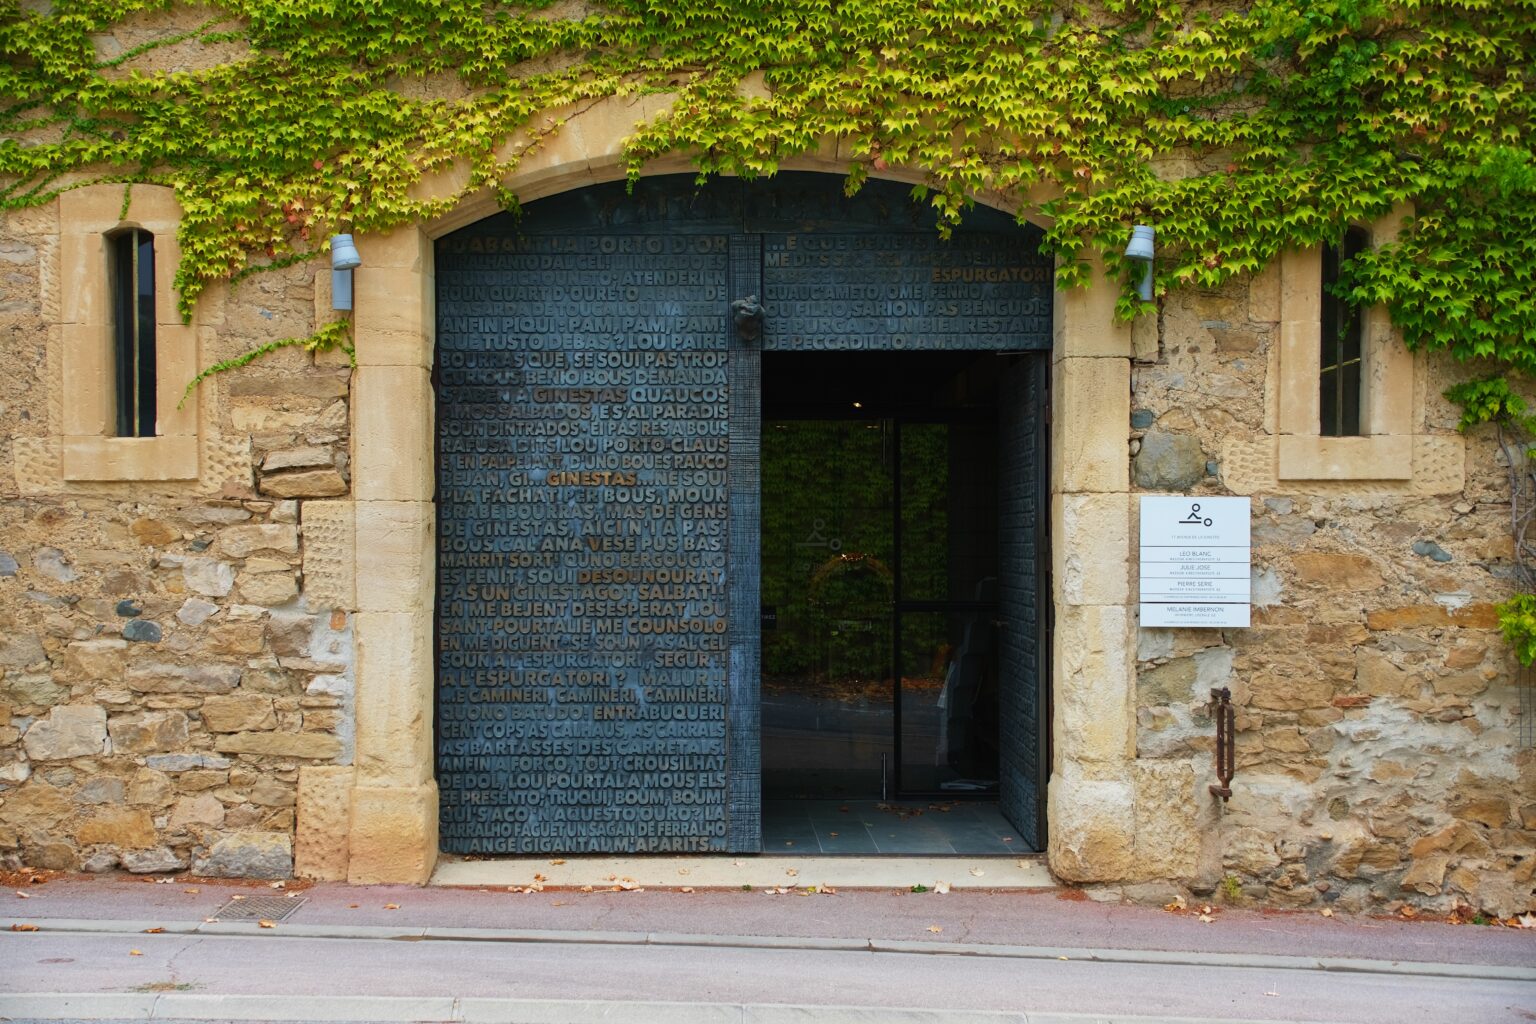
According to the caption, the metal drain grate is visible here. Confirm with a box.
[210,894,308,922]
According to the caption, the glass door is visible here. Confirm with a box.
[759,351,1017,801]
[895,420,1001,797]
[760,419,895,799]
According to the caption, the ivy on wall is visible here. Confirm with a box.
[0,0,1533,367]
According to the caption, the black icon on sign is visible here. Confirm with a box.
[1180,503,1214,527]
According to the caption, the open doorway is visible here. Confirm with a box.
[759,351,1045,854]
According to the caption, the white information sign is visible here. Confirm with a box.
[1139,496,1251,628]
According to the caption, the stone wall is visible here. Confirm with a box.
[0,196,355,878]
[0,91,1531,912]
[1129,270,1536,918]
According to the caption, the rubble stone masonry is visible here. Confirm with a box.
[1129,267,1535,917]
[0,192,355,878]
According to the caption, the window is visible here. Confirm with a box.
[110,228,157,437]
[1319,227,1367,437]
[55,184,199,483]
[1273,206,1420,483]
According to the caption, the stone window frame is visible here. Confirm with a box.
[59,184,199,481]
[1275,205,1415,481]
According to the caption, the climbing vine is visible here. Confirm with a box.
[0,0,1533,364]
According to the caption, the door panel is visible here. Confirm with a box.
[762,233,1052,352]
[997,357,1047,847]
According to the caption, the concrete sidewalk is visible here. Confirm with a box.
[2,873,1532,1024]
[1,873,1532,967]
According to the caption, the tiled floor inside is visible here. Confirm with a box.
[761,799,1028,855]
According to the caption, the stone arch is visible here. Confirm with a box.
[332,93,1135,885]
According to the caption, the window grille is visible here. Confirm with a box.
[110,228,156,437]
[1319,227,1367,437]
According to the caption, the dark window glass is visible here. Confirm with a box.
[111,229,157,437]
[1319,227,1367,437]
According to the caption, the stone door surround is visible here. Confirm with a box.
[330,96,1137,884]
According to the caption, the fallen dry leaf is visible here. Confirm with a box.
[347,904,359,909]
[1197,914,1214,924]
[10,923,39,932]
[14,891,29,899]
[182,888,200,895]
[579,885,594,893]
[269,881,286,889]
[934,881,951,895]
[229,895,246,901]
[142,927,164,934]
[1399,905,1419,920]
[617,880,640,891]
[550,859,566,866]
[927,925,943,933]
[257,920,277,929]
[129,950,143,956]
[680,887,695,893]
[1321,908,1334,918]
[384,903,400,910]
[1517,913,1536,929]
[969,868,985,878]
[1057,956,1069,961]
[153,878,174,885]
[785,868,799,878]
[1164,896,1187,912]
[677,868,691,876]
[551,900,569,907]
[819,885,838,896]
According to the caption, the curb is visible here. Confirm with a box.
[6,917,1535,983]
[0,992,1367,1024]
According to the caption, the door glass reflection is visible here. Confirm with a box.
[900,609,1000,794]
[761,420,894,798]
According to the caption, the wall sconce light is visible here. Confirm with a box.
[330,233,362,311]
[1124,224,1155,302]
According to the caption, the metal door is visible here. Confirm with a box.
[433,173,1050,855]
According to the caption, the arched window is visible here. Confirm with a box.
[110,228,157,437]
[1319,226,1368,437]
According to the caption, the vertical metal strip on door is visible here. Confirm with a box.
[997,356,1046,849]
[726,234,763,852]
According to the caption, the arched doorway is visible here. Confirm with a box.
[432,173,1051,855]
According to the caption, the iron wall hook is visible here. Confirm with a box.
[1209,686,1235,802]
